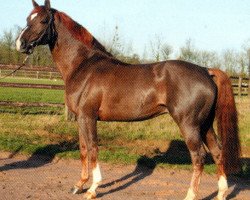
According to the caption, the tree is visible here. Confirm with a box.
[196,50,221,68]
[0,29,15,64]
[117,53,140,64]
[99,25,140,64]
[106,25,122,56]
[178,39,198,63]
[150,35,173,62]
[178,39,221,68]
[241,39,250,76]
[30,46,53,67]
[222,49,239,74]
[161,43,173,60]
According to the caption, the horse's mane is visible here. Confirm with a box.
[54,10,113,57]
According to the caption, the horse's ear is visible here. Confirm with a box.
[44,0,51,10]
[32,0,39,8]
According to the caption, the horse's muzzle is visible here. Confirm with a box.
[16,39,34,55]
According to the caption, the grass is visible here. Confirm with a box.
[0,77,64,85]
[0,106,63,115]
[0,77,249,174]
[0,87,64,104]
[0,78,64,114]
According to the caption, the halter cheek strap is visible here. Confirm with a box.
[30,9,56,48]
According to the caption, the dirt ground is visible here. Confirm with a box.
[0,152,249,200]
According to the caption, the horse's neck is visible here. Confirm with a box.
[50,22,93,81]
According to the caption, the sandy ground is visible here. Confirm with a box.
[0,152,249,200]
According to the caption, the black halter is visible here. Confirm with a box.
[29,9,57,50]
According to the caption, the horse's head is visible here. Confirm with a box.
[16,0,55,54]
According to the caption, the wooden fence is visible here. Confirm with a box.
[0,82,64,90]
[0,64,61,79]
[0,82,74,120]
[230,76,249,96]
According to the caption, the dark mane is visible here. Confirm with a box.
[54,11,113,57]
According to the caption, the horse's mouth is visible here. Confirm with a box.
[21,44,35,55]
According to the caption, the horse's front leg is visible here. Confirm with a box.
[71,113,100,199]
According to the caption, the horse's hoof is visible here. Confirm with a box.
[85,191,97,199]
[70,186,83,194]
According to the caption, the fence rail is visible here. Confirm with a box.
[0,64,58,72]
[0,64,61,79]
[0,82,64,90]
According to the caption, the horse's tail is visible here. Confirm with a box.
[208,68,241,174]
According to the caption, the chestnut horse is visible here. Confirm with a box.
[16,1,241,199]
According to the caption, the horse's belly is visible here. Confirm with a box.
[98,81,168,121]
[98,102,168,122]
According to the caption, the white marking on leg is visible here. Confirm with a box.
[16,26,28,51]
[217,175,228,200]
[184,188,196,200]
[30,13,38,21]
[87,163,102,198]
[184,165,202,200]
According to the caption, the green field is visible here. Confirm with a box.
[0,78,249,175]
[0,77,64,104]
[0,77,64,85]
[0,87,64,103]
[0,78,64,114]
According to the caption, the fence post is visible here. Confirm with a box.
[248,49,250,98]
[248,77,250,98]
[238,76,242,97]
[36,71,39,79]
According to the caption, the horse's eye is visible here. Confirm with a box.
[41,19,49,24]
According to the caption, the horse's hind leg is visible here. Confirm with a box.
[181,125,206,200]
[204,127,228,200]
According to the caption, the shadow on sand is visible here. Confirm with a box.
[0,141,78,172]
[98,140,250,199]
[0,139,249,199]
[202,157,250,200]
[98,140,202,198]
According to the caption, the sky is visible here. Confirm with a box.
[1,0,250,57]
